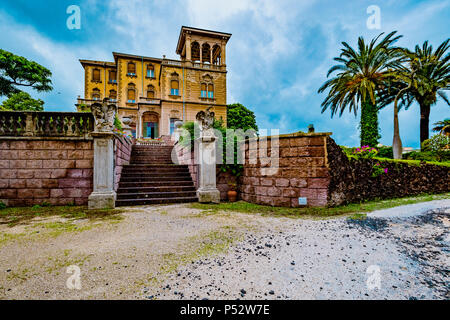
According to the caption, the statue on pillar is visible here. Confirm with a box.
[91,98,118,132]
[195,107,220,203]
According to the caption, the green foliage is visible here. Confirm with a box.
[0,49,52,97]
[377,146,393,159]
[114,115,123,130]
[403,134,450,162]
[226,103,258,132]
[423,134,450,152]
[432,118,450,133]
[318,31,403,147]
[0,91,44,111]
[78,104,90,112]
[0,202,6,210]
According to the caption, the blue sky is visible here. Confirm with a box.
[0,0,449,148]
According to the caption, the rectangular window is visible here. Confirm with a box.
[92,69,100,81]
[147,69,154,78]
[208,91,214,98]
[109,71,117,83]
[201,91,207,98]
[170,80,179,96]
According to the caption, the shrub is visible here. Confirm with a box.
[377,146,393,159]
[0,202,6,210]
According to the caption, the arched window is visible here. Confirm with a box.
[202,43,211,63]
[92,68,101,82]
[207,84,214,98]
[127,83,136,103]
[212,44,221,65]
[146,64,155,78]
[191,42,200,62]
[92,88,101,100]
[201,83,207,98]
[170,73,179,96]
[147,85,155,99]
[127,62,136,75]
[109,89,117,101]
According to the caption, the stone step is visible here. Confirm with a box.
[117,191,197,200]
[117,186,196,193]
[116,196,198,206]
[120,172,191,178]
[122,167,189,173]
[118,181,194,187]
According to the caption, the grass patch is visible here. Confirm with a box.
[190,193,449,218]
[0,205,124,227]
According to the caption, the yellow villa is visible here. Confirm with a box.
[76,26,231,139]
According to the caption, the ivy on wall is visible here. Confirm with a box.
[359,99,380,147]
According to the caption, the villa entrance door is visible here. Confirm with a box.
[144,121,158,138]
[142,112,159,138]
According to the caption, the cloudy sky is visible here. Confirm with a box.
[0,0,449,147]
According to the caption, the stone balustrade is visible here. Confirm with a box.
[0,111,93,138]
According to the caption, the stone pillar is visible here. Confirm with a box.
[88,100,118,209]
[196,130,220,203]
[88,132,116,209]
[186,35,192,64]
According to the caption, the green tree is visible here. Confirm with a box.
[0,49,52,97]
[432,118,450,134]
[395,40,450,145]
[318,32,403,147]
[226,103,258,133]
[0,91,44,111]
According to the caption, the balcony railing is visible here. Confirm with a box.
[163,59,223,71]
[138,97,160,105]
[0,111,94,138]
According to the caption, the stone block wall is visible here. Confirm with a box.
[239,132,331,207]
[174,142,198,188]
[0,139,93,206]
[114,135,133,191]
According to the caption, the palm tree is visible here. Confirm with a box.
[432,118,450,134]
[318,31,403,147]
[397,40,450,146]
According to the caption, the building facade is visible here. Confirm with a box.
[76,26,231,138]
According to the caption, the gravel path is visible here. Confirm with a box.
[151,200,450,300]
[0,200,448,300]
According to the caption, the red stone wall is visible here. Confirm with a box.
[174,142,198,188]
[114,135,133,191]
[0,139,93,206]
[239,133,331,207]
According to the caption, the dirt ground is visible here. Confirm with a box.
[0,200,448,300]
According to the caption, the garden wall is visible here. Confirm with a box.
[326,137,450,206]
[0,138,93,206]
[239,132,331,207]
[114,135,133,191]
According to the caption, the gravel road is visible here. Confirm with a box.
[0,199,448,300]
[151,200,450,300]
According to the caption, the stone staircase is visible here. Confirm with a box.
[115,144,198,206]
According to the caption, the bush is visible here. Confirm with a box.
[403,150,450,162]
[377,146,393,159]
[0,201,6,210]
